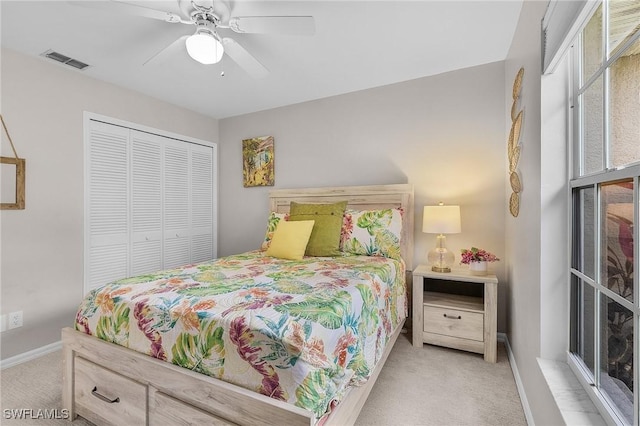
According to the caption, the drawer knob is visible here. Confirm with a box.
[443,313,462,320]
[91,386,120,404]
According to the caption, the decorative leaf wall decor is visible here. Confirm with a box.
[512,67,524,100]
[508,67,524,217]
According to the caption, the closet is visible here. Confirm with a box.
[85,116,216,293]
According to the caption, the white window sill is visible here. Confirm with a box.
[538,358,607,426]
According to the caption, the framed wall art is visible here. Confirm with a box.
[242,136,274,187]
[1,115,25,210]
[1,156,25,210]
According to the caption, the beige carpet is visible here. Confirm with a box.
[0,334,526,425]
[357,334,527,425]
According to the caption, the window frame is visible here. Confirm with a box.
[568,1,640,424]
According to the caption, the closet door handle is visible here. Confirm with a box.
[443,313,462,320]
[91,386,120,404]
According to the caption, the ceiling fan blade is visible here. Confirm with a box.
[222,38,269,78]
[68,1,188,24]
[228,16,315,35]
[144,35,189,66]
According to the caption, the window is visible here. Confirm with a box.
[570,1,640,424]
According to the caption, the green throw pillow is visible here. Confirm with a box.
[289,201,348,256]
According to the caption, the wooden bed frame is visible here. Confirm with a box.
[62,183,414,425]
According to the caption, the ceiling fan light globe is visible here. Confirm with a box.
[185,33,224,64]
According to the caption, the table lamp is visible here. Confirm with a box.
[422,203,461,272]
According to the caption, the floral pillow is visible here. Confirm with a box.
[340,208,404,260]
[261,212,289,250]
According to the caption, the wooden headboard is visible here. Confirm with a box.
[269,184,414,270]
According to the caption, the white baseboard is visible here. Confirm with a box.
[499,332,535,426]
[0,340,62,370]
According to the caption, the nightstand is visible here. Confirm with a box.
[412,264,498,362]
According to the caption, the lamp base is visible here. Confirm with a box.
[427,234,455,274]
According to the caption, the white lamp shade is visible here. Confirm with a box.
[422,205,461,234]
[186,32,224,65]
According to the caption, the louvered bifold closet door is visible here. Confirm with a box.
[131,130,163,275]
[190,144,214,263]
[86,116,217,294]
[87,121,130,291]
[163,139,191,269]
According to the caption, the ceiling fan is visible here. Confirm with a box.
[71,0,315,78]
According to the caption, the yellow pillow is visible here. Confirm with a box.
[266,220,315,260]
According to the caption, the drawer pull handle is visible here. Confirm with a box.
[443,314,462,320]
[91,387,120,404]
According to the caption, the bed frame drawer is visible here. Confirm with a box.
[74,357,147,425]
[150,390,236,425]
[423,305,483,342]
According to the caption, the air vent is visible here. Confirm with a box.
[41,50,90,70]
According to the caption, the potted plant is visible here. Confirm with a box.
[460,247,500,276]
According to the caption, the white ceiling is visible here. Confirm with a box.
[1,0,523,119]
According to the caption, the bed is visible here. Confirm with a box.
[62,184,414,425]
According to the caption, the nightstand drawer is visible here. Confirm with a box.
[74,357,147,425]
[423,305,483,341]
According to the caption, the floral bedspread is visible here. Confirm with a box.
[75,251,406,419]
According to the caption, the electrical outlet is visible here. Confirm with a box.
[8,311,23,329]
[0,315,6,332]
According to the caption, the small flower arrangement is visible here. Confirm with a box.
[460,247,500,264]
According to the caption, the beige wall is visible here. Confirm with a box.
[2,39,513,363]
[0,48,219,359]
[219,61,509,330]
[505,1,566,424]
[1,14,572,424]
